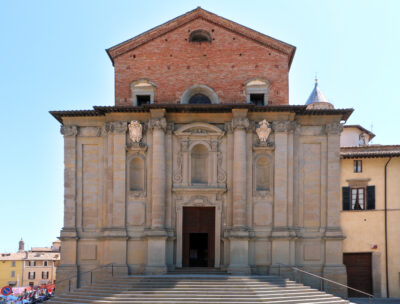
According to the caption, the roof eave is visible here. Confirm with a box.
[50,105,353,125]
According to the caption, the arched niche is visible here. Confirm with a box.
[128,156,146,192]
[180,85,219,104]
[191,144,209,185]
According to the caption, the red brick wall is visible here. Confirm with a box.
[114,18,290,106]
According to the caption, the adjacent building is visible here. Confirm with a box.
[51,7,353,295]
[340,125,400,297]
[0,239,61,287]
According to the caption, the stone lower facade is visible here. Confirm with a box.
[55,106,348,294]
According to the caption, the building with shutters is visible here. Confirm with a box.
[340,125,400,297]
[51,7,354,295]
[0,239,60,288]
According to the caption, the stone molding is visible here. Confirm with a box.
[231,117,249,130]
[148,117,167,131]
[61,125,78,136]
[325,122,344,134]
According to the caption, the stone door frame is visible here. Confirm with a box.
[176,195,222,268]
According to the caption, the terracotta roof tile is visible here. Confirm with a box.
[341,145,400,158]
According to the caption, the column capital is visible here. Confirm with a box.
[104,121,127,134]
[272,120,294,133]
[60,125,78,137]
[149,117,167,132]
[224,122,233,133]
[325,122,344,134]
[232,117,249,130]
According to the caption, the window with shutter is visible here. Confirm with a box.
[366,186,376,210]
[342,187,351,210]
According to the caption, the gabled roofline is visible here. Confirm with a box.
[106,7,296,68]
[344,124,376,139]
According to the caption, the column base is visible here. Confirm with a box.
[145,234,167,274]
[228,237,250,274]
[322,264,347,298]
[55,264,78,294]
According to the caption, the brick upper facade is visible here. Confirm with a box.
[107,7,296,106]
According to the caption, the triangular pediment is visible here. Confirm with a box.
[106,7,296,66]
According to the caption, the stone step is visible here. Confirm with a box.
[72,289,318,295]
[48,275,352,304]
[49,299,349,304]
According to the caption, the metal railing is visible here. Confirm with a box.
[56,263,118,292]
[276,263,375,303]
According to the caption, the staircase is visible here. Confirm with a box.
[49,274,354,304]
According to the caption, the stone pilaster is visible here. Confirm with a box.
[60,125,78,235]
[323,122,347,297]
[228,109,250,274]
[149,117,167,229]
[146,109,168,273]
[58,125,79,293]
[232,115,249,228]
[270,121,293,269]
[102,122,128,274]
[111,121,128,229]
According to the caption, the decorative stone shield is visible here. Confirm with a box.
[128,120,143,143]
[256,120,271,142]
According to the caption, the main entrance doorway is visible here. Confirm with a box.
[182,207,215,267]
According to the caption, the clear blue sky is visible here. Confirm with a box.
[0,0,399,253]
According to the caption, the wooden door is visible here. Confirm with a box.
[343,253,372,297]
[182,207,215,267]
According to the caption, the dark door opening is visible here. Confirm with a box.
[183,207,215,267]
[343,253,373,297]
[189,233,208,267]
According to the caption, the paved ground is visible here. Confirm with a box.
[350,299,400,304]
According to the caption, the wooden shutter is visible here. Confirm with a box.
[366,186,375,210]
[342,187,351,210]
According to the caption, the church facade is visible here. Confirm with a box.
[51,8,353,293]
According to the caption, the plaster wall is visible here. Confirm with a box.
[340,157,400,297]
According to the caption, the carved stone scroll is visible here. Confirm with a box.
[61,125,78,137]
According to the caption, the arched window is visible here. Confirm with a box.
[255,156,270,191]
[181,85,219,104]
[191,144,209,184]
[188,94,211,104]
[129,157,144,191]
[189,30,212,42]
